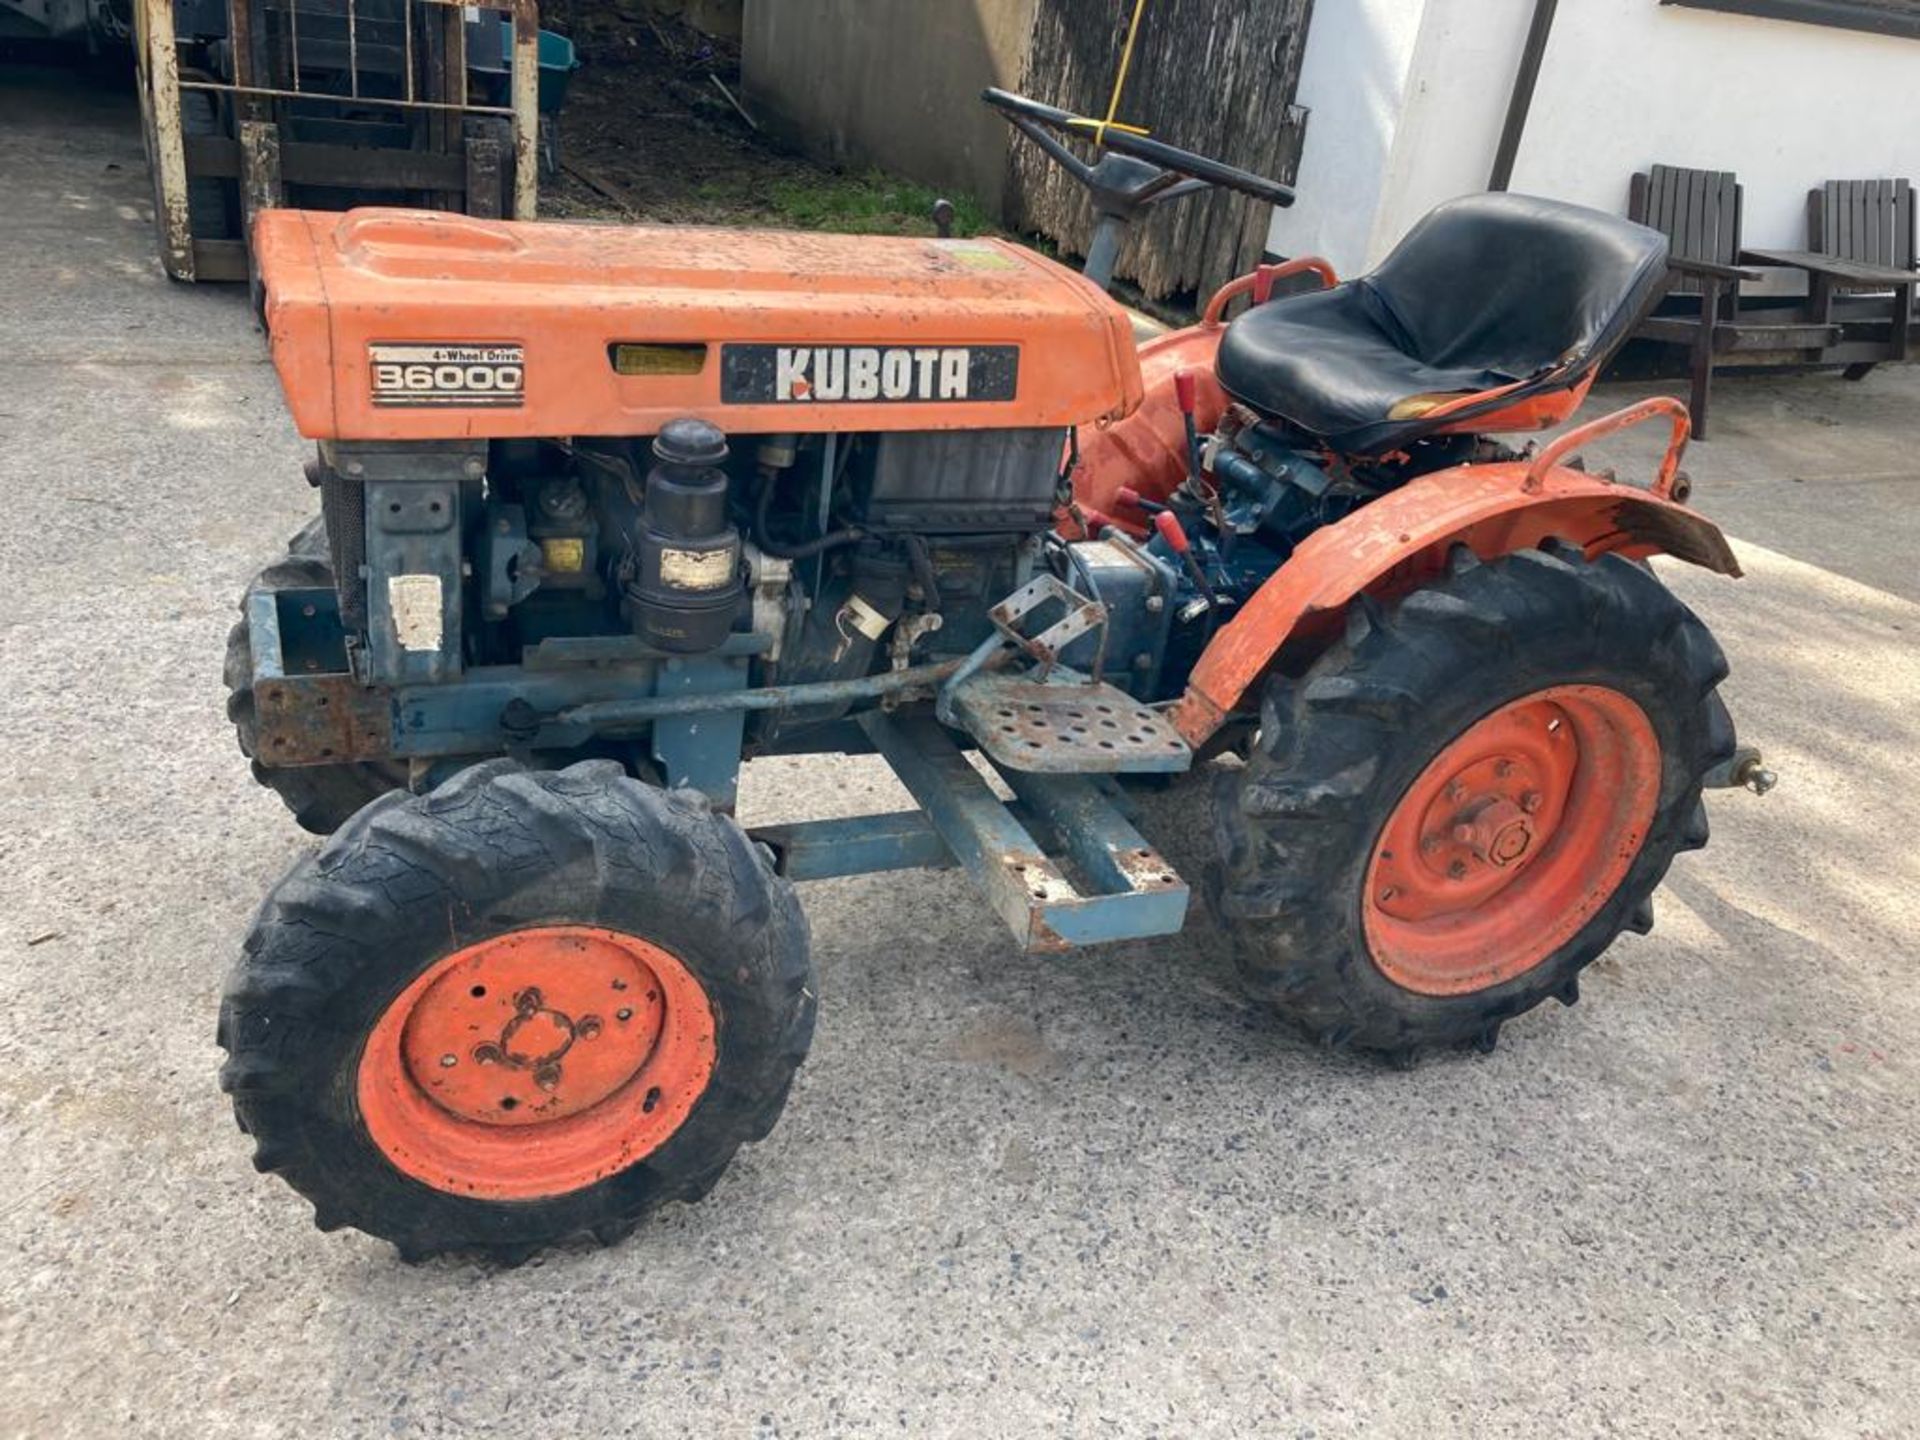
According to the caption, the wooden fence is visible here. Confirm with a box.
[1009,0,1316,301]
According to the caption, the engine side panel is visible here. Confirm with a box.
[257,209,1144,441]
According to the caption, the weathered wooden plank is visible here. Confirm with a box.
[1897,179,1915,269]
[1007,0,1315,302]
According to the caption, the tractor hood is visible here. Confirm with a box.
[255,208,1145,441]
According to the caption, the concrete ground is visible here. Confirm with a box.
[2,62,1916,1440]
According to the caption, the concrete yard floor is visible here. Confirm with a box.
[2,63,1916,1440]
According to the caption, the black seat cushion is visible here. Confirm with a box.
[1216,193,1670,454]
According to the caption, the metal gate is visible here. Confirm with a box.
[134,0,539,281]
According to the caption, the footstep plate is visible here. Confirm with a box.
[947,675,1192,773]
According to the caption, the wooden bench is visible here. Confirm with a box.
[1627,164,1841,438]
[1745,179,1917,380]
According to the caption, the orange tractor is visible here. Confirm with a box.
[220,89,1769,1260]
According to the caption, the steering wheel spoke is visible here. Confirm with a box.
[983,87,1295,210]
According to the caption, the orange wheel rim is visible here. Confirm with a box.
[357,926,716,1201]
[1363,685,1660,997]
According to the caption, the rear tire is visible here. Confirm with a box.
[218,760,815,1261]
[224,517,406,834]
[1213,544,1732,1060]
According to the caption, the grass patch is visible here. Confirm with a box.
[763,170,994,237]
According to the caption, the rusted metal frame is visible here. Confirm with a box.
[186,132,469,189]
[175,79,515,117]
[238,121,282,228]
[247,590,398,765]
[752,812,959,881]
[508,0,540,216]
[436,0,462,199]
[856,712,1187,953]
[224,0,266,114]
[239,119,282,303]
[287,0,301,92]
[464,119,505,219]
[996,766,1188,931]
[141,0,194,279]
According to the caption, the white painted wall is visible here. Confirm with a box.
[1262,0,1426,277]
[1272,0,1920,278]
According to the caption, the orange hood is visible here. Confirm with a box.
[255,208,1145,441]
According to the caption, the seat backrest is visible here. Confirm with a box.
[1628,165,1740,296]
[1358,192,1670,379]
[1809,179,1916,272]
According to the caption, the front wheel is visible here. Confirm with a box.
[1213,543,1733,1060]
[218,760,814,1261]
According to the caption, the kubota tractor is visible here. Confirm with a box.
[219,89,1772,1261]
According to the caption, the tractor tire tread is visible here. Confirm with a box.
[1212,547,1732,1059]
[218,760,814,1262]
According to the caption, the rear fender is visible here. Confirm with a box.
[1171,398,1741,744]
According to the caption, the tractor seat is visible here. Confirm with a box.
[1215,193,1670,455]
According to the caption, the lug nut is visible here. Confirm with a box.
[1448,861,1468,879]
[1521,791,1542,813]
[439,1054,457,1068]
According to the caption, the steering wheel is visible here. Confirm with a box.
[982,88,1294,291]
[983,87,1296,210]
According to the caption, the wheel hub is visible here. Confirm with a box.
[1364,686,1661,996]
[401,934,669,1127]
[359,925,717,1200]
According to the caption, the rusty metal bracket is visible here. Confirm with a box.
[935,574,1107,725]
[856,712,1188,953]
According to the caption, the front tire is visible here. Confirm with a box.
[1213,544,1732,1059]
[218,760,815,1261]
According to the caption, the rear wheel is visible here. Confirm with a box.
[218,760,814,1261]
[1213,543,1732,1059]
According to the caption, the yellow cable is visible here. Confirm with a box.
[1095,0,1150,147]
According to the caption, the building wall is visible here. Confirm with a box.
[740,0,1038,214]
[1261,0,1427,276]
[1272,0,1920,277]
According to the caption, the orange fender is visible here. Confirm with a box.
[1171,398,1742,745]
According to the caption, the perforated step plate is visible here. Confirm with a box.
[946,675,1192,774]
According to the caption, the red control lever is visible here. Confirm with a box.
[1153,510,1191,554]
[1172,368,1205,491]
[1076,504,1117,535]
